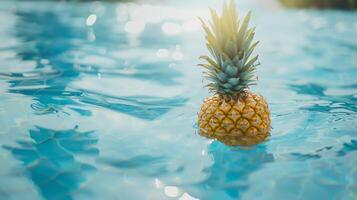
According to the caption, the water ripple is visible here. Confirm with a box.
[337,140,357,156]
[0,70,62,81]
[3,126,98,200]
[289,83,357,113]
[78,90,188,120]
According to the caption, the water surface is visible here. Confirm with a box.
[0,0,356,199]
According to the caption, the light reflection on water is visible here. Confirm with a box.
[0,0,356,200]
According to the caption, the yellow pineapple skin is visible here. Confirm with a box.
[198,92,271,146]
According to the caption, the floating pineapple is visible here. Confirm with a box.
[198,0,271,146]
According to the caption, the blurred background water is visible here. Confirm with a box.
[0,0,356,199]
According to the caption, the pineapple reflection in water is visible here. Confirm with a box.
[198,0,271,146]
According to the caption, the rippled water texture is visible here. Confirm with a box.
[0,0,356,199]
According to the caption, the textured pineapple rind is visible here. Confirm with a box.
[198,92,270,146]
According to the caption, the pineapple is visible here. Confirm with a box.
[198,0,271,146]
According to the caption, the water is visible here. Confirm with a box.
[0,0,356,199]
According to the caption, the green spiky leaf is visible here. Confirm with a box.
[199,0,260,97]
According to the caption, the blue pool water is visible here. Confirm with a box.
[0,0,356,199]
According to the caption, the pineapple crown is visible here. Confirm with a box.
[199,0,260,98]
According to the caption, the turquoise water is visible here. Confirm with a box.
[0,0,356,199]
